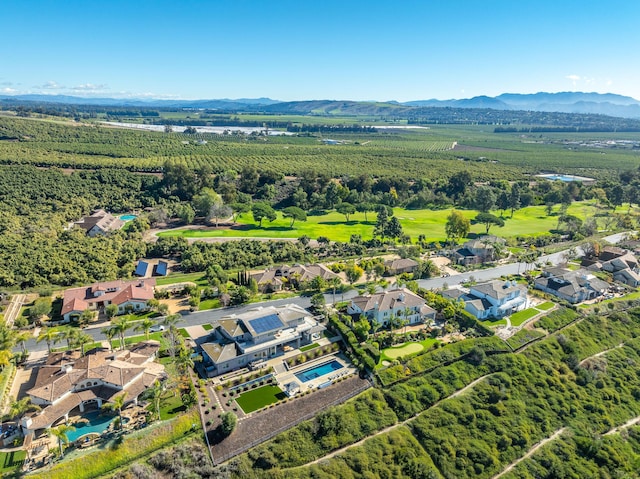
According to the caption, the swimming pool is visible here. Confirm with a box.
[120,214,137,221]
[66,411,115,442]
[294,359,343,383]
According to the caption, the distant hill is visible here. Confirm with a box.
[404,92,640,118]
[2,91,640,119]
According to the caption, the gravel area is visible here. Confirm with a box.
[209,375,370,464]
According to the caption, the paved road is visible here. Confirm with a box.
[20,231,633,354]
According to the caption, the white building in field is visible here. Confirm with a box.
[347,288,436,327]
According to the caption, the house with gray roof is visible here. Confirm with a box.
[347,288,436,327]
[74,209,125,237]
[535,267,609,304]
[443,280,527,320]
[250,263,340,293]
[384,258,419,276]
[200,304,324,377]
[452,235,506,266]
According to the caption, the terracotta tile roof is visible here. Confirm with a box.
[61,279,156,316]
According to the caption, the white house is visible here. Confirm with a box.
[444,280,527,320]
[347,288,436,327]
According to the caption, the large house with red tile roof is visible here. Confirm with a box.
[61,279,156,322]
[22,341,165,435]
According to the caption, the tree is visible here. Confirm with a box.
[310,292,326,311]
[105,304,119,319]
[374,206,389,239]
[282,206,307,228]
[9,397,40,421]
[445,210,470,245]
[192,188,222,218]
[37,327,61,354]
[220,411,237,436]
[496,191,510,217]
[208,200,232,227]
[345,264,364,285]
[229,202,251,222]
[252,202,276,227]
[48,424,75,456]
[78,309,94,327]
[386,216,403,239]
[607,185,625,212]
[162,314,183,358]
[109,316,133,350]
[72,331,94,356]
[475,212,505,234]
[134,318,155,340]
[447,171,472,200]
[29,298,51,322]
[330,277,342,304]
[371,318,382,338]
[14,331,30,355]
[102,393,127,430]
[509,184,521,217]
[336,202,356,222]
[101,326,117,351]
[474,187,496,213]
[356,202,375,222]
[143,380,165,421]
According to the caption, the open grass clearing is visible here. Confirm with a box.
[536,301,555,311]
[202,323,213,331]
[198,298,220,311]
[111,331,163,349]
[157,201,601,243]
[155,272,208,287]
[480,317,508,327]
[0,449,26,474]
[510,308,539,327]
[236,385,286,414]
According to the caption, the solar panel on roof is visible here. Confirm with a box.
[249,314,284,334]
[155,261,168,276]
[134,261,148,276]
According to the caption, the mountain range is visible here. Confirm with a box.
[2,91,640,118]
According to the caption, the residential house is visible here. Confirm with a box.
[22,341,165,435]
[453,235,506,266]
[384,258,419,276]
[535,267,609,303]
[582,247,639,288]
[347,288,436,327]
[250,263,340,293]
[200,304,324,377]
[444,280,527,320]
[61,278,156,322]
[74,209,125,237]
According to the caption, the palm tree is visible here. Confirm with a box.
[72,331,94,356]
[47,424,75,456]
[143,380,165,421]
[110,316,133,350]
[9,397,40,421]
[101,326,116,351]
[14,331,31,355]
[162,315,183,358]
[0,325,15,351]
[175,349,194,376]
[102,392,127,430]
[37,327,61,354]
[57,326,76,350]
[371,318,382,339]
[330,277,342,305]
[134,318,154,340]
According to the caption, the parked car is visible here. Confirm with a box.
[149,324,165,332]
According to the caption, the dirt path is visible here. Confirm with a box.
[492,428,566,479]
[299,374,492,468]
[604,416,640,436]
[3,294,25,328]
[579,343,624,366]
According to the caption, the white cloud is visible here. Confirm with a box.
[71,83,108,91]
[1,87,17,94]
[40,81,65,90]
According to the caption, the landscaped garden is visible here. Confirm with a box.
[379,338,439,363]
[509,307,539,327]
[235,385,286,414]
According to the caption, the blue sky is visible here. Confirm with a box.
[2,0,639,102]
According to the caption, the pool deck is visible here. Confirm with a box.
[275,353,356,393]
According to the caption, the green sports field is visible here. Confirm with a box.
[157,201,602,243]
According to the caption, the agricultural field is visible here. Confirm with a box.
[2,115,640,181]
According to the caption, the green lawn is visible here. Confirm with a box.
[178,328,190,338]
[157,201,600,243]
[0,449,26,474]
[157,392,187,420]
[111,332,163,349]
[155,272,208,287]
[236,385,286,414]
[202,323,213,331]
[480,318,508,327]
[299,342,320,352]
[536,302,555,311]
[380,338,438,363]
[509,308,539,327]
[199,298,220,311]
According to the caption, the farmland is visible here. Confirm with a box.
[1,115,640,181]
